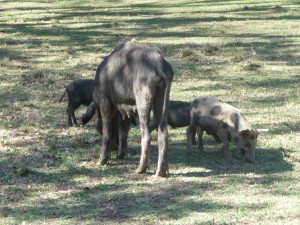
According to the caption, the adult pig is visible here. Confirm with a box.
[93,41,173,177]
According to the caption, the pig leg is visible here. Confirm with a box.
[221,142,231,160]
[67,106,78,126]
[96,97,113,166]
[186,124,197,154]
[67,110,72,126]
[66,100,73,126]
[117,117,130,159]
[70,108,78,126]
[153,86,169,177]
[196,127,205,153]
[135,89,153,175]
[192,128,197,145]
[67,101,81,126]
[110,114,119,152]
[148,116,157,133]
[94,106,103,134]
[219,132,231,160]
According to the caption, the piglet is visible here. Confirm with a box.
[59,79,94,126]
[187,96,260,163]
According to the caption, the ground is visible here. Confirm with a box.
[0,0,300,224]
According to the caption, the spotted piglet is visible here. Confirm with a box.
[187,96,259,163]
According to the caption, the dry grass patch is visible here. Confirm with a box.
[203,44,220,55]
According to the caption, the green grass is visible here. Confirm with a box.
[1,0,300,224]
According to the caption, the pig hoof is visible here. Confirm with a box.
[154,170,167,177]
[135,166,147,174]
[245,158,255,164]
[116,153,126,159]
[96,157,109,166]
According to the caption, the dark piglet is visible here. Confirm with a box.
[150,100,220,144]
[59,79,94,126]
[149,100,190,131]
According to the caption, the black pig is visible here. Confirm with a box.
[150,100,220,144]
[59,79,94,126]
[93,41,173,177]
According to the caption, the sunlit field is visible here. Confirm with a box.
[1,0,299,224]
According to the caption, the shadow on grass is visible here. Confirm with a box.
[0,86,30,104]
[0,179,221,223]
[246,75,300,89]
[0,124,296,223]
[1,156,272,224]
[169,139,293,173]
[1,1,300,66]
[1,120,294,181]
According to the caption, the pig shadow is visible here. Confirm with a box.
[167,136,293,177]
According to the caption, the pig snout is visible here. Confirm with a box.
[244,151,255,163]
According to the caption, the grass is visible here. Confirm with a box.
[1,0,300,224]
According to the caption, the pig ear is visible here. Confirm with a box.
[239,129,258,139]
[239,129,252,138]
[239,129,257,139]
